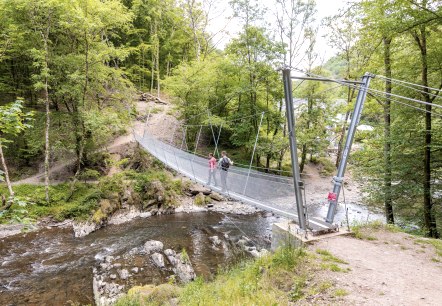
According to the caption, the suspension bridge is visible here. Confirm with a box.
[135,67,441,236]
[135,131,335,233]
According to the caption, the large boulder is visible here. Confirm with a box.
[151,252,165,268]
[189,184,211,195]
[209,192,225,201]
[144,240,164,254]
[164,249,196,283]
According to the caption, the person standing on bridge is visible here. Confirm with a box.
[219,151,233,192]
[207,153,217,186]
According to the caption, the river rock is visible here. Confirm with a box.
[163,249,195,282]
[209,192,225,201]
[189,184,211,195]
[108,206,152,225]
[209,235,222,246]
[144,240,164,254]
[259,249,270,257]
[93,275,124,306]
[173,254,196,283]
[151,252,165,268]
[73,222,99,238]
[100,262,111,271]
[118,269,130,280]
[131,267,139,273]
[164,249,177,265]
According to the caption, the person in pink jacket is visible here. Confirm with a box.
[207,153,217,186]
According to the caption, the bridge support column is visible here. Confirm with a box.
[325,73,374,223]
[282,68,306,230]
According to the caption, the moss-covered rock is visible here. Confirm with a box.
[194,192,205,206]
[91,198,120,224]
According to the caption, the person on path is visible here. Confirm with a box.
[207,153,217,186]
[219,151,233,192]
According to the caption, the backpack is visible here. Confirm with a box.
[221,157,230,170]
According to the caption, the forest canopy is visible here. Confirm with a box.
[0,0,441,237]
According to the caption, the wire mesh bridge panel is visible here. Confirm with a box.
[135,133,333,232]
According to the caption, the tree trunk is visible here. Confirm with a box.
[156,36,160,98]
[0,142,14,197]
[413,26,439,238]
[43,35,50,204]
[0,195,12,212]
[383,36,394,224]
[150,22,155,94]
[300,143,307,173]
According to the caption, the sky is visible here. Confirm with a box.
[206,0,348,66]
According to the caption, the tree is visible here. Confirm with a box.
[0,100,33,197]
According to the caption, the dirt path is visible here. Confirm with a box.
[12,98,178,185]
[309,228,442,305]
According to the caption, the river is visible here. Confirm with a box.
[0,212,276,305]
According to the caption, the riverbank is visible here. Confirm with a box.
[0,211,275,305]
[116,222,442,306]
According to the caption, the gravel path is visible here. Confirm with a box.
[309,229,442,305]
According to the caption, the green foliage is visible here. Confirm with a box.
[333,288,349,297]
[181,248,190,263]
[193,193,205,206]
[78,169,101,182]
[315,249,349,265]
[312,156,336,176]
[0,183,99,222]
[0,99,33,140]
[177,246,307,305]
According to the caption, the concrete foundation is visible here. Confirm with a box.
[271,221,350,250]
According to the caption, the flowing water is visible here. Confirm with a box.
[0,212,277,306]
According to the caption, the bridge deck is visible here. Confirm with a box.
[136,133,335,233]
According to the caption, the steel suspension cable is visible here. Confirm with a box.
[368,91,442,118]
[375,76,442,100]
[292,68,442,110]
[243,112,265,195]
[376,75,442,92]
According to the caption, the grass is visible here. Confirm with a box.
[351,220,400,240]
[0,166,184,224]
[168,247,308,305]
[116,246,348,305]
[315,248,350,273]
[414,238,442,258]
[0,183,101,223]
[333,288,349,297]
[315,249,348,264]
